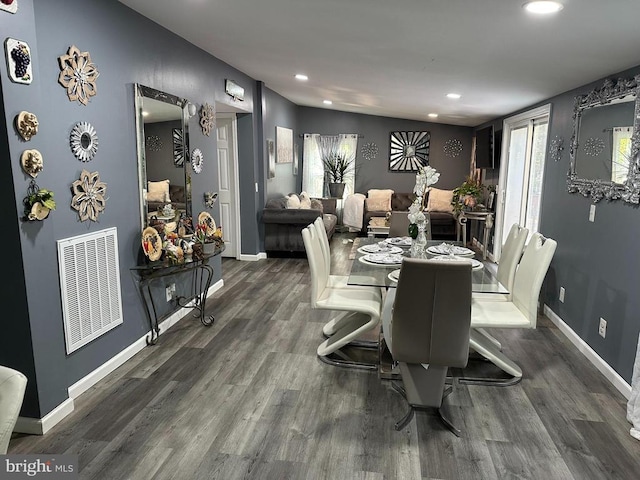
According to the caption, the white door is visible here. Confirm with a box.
[494,104,550,259]
[216,114,240,258]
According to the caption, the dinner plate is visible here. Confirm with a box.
[385,236,412,247]
[359,253,404,266]
[431,255,483,270]
[197,211,216,236]
[388,269,401,282]
[426,243,475,257]
[358,244,403,254]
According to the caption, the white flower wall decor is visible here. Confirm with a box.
[71,169,107,222]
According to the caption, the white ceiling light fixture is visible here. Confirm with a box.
[323,100,333,105]
[523,1,564,14]
[295,73,308,81]
[428,113,438,118]
[446,93,461,99]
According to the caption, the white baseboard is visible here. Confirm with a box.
[15,398,74,435]
[240,252,266,261]
[17,278,225,435]
[544,304,632,399]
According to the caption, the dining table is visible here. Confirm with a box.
[347,236,514,382]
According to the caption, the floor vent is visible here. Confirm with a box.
[57,227,123,354]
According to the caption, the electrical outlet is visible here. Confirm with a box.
[165,285,173,302]
[589,204,596,222]
[559,287,565,303]
[598,317,607,338]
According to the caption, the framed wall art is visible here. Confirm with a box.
[5,38,32,84]
[276,126,293,163]
[172,128,184,167]
[267,139,275,179]
[389,131,430,172]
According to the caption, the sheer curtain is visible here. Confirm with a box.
[302,133,358,198]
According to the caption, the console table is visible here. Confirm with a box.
[130,245,224,345]
[457,211,494,260]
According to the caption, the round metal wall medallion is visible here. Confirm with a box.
[192,148,204,174]
[443,138,463,158]
[70,122,98,162]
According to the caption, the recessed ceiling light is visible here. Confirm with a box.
[142,111,149,117]
[323,100,333,105]
[428,113,438,118]
[446,93,461,99]
[295,74,308,81]
[523,1,563,14]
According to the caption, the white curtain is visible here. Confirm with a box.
[612,126,632,184]
[302,133,358,198]
[627,333,640,440]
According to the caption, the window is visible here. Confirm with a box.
[302,134,358,198]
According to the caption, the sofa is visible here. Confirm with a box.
[361,189,457,240]
[262,195,337,255]
[146,180,187,213]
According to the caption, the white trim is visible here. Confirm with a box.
[240,252,267,261]
[15,279,225,434]
[15,399,75,435]
[544,304,631,399]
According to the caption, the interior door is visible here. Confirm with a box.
[216,114,239,258]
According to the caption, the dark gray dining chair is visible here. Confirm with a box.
[388,258,472,435]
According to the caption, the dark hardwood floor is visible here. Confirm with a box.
[9,233,640,479]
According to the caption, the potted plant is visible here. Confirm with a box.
[452,176,485,214]
[322,152,354,198]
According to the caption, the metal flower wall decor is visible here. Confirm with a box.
[70,122,99,162]
[71,169,107,222]
[200,103,215,136]
[361,142,379,161]
[58,45,99,106]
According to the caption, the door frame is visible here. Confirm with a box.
[217,112,242,260]
[494,103,551,260]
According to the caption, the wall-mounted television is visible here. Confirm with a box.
[475,126,501,169]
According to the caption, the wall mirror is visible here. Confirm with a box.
[568,75,640,203]
[135,84,192,228]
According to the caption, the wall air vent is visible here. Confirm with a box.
[57,227,123,354]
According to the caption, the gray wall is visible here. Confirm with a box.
[0,0,259,417]
[145,120,184,185]
[263,88,298,200]
[480,65,640,383]
[297,107,474,193]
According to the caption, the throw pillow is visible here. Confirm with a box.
[285,194,301,209]
[148,180,170,203]
[426,188,454,213]
[299,191,312,209]
[365,197,391,212]
[367,189,394,211]
[310,199,324,212]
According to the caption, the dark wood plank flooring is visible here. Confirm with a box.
[9,233,640,479]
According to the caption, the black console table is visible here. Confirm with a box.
[130,245,224,345]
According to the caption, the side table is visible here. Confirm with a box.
[130,245,224,345]
[457,211,494,260]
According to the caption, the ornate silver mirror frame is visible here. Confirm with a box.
[568,75,640,203]
[134,84,192,228]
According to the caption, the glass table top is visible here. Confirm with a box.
[347,237,508,294]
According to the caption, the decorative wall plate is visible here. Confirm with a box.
[0,0,18,14]
[172,128,184,167]
[20,149,43,178]
[58,45,99,106]
[70,122,99,162]
[200,103,215,136]
[142,227,163,261]
[5,38,32,84]
[71,169,107,222]
[198,211,216,236]
[16,111,38,141]
[192,148,204,174]
[389,131,430,172]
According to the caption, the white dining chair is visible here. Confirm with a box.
[463,232,557,386]
[302,225,383,369]
[311,217,382,339]
[0,365,27,454]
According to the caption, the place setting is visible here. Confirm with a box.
[357,242,403,255]
[430,254,484,270]
[384,236,413,247]
[426,242,475,257]
[358,252,405,267]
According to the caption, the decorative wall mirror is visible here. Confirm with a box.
[134,84,192,228]
[568,75,640,203]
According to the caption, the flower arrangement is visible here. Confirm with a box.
[23,187,56,221]
[408,166,439,239]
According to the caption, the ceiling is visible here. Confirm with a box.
[119,0,640,127]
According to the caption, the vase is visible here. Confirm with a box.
[328,182,346,198]
[410,217,428,258]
